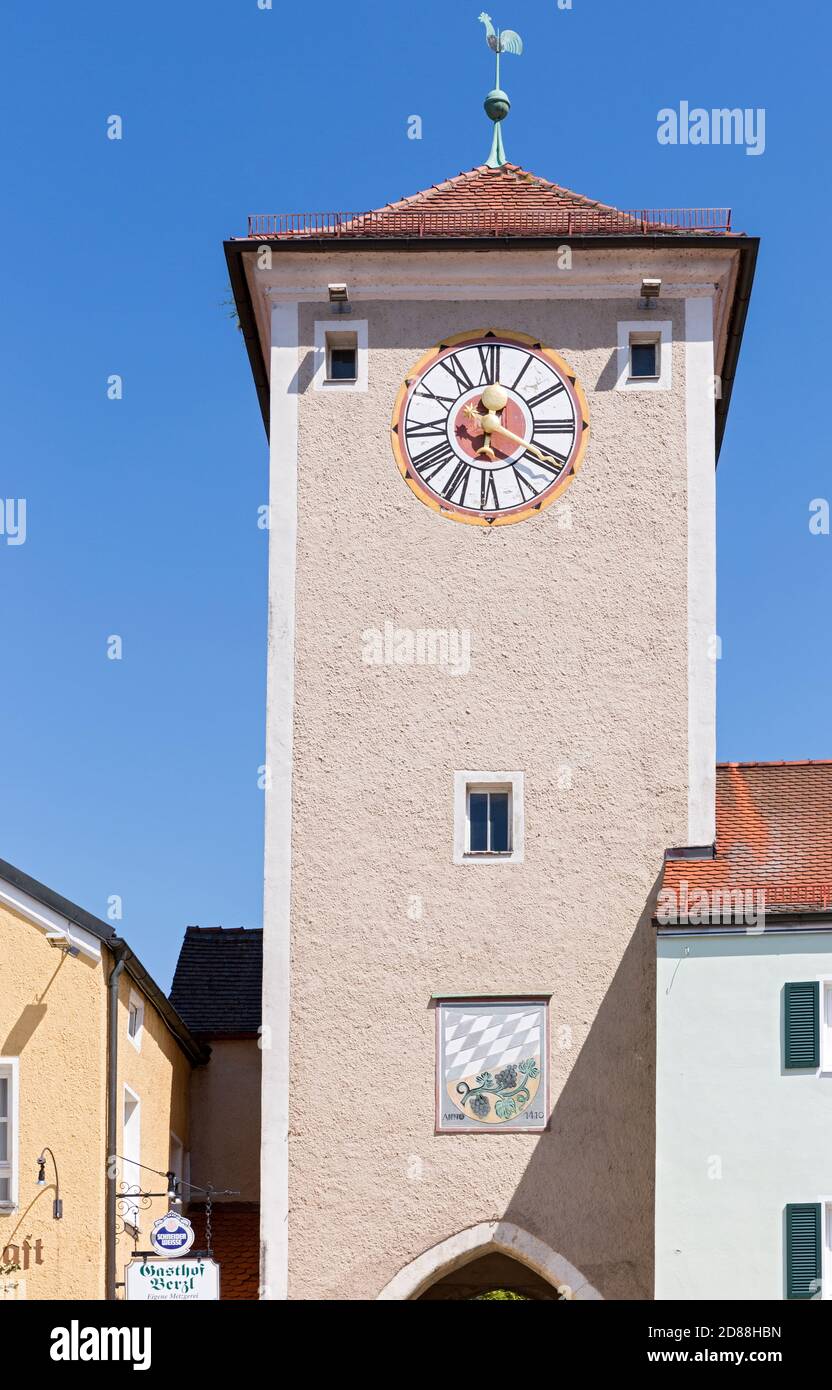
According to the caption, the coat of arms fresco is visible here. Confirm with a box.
[436,999,547,1132]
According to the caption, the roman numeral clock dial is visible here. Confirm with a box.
[391,329,590,527]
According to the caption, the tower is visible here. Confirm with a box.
[225,26,756,1300]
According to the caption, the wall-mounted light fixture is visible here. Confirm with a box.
[328,283,351,315]
[44,929,80,958]
[639,277,662,311]
[36,1147,63,1219]
[166,1170,182,1206]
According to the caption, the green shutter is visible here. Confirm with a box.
[784,981,820,1069]
[786,1203,822,1299]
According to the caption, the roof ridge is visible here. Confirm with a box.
[717,759,832,768]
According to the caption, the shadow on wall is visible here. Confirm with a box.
[498,889,657,1302]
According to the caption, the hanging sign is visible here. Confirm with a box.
[125,1257,220,1302]
[149,1212,195,1259]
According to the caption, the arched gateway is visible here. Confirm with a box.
[377,1222,603,1301]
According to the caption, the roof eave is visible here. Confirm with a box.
[0,855,208,1066]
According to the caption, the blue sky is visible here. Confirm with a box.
[2,0,829,986]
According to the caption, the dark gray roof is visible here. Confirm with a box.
[170,926,263,1038]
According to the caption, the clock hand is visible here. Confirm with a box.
[463,400,562,469]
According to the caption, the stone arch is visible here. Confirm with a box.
[376,1221,603,1301]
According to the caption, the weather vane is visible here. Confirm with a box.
[478,12,524,169]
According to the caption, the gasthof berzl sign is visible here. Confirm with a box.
[125,1258,220,1301]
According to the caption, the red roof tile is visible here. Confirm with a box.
[661,761,832,915]
[246,164,734,239]
[189,1204,259,1300]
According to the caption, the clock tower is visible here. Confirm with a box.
[226,40,756,1300]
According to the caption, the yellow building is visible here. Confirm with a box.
[0,856,206,1300]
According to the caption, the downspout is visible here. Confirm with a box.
[105,939,130,1300]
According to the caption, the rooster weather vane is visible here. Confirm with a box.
[478,13,524,168]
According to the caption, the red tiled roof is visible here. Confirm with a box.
[661,761,832,916]
[246,164,733,239]
[189,1204,259,1300]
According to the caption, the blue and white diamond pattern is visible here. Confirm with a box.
[444,1006,542,1081]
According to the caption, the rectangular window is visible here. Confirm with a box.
[616,320,672,391]
[468,789,510,854]
[127,990,144,1050]
[313,319,368,392]
[822,982,832,1072]
[0,1060,18,1209]
[325,332,357,382]
[454,771,524,865]
[629,335,660,379]
[122,1086,141,1228]
[435,997,549,1134]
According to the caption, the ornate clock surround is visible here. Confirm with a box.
[390,327,590,527]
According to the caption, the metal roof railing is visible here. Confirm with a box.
[245,207,734,239]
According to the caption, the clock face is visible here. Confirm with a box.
[391,329,590,527]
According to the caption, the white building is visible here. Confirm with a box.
[656,760,832,1300]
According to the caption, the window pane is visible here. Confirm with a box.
[469,793,488,851]
[631,342,657,377]
[128,1005,138,1037]
[0,1077,7,1118]
[490,793,510,852]
[329,348,357,380]
[0,1120,7,1163]
[0,1177,9,1203]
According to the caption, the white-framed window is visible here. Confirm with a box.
[0,1059,19,1210]
[313,319,368,392]
[820,979,832,1075]
[824,1201,832,1301]
[453,771,524,865]
[616,319,673,391]
[168,1132,189,1204]
[122,1085,141,1229]
[127,989,144,1051]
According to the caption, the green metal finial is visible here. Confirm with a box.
[478,12,523,168]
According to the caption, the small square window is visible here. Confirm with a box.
[325,332,357,382]
[629,337,659,379]
[454,772,524,864]
[314,319,368,392]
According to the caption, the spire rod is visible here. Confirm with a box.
[477,12,524,168]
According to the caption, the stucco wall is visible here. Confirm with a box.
[278,290,694,1298]
[115,969,191,1284]
[0,902,106,1299]
[0,899,192,1300]
[189,1040,261,1201]
[656,931,832,1301]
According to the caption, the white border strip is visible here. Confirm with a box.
[685,297,716,845]
[260,302,299,1301]
[0,879,101,961]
